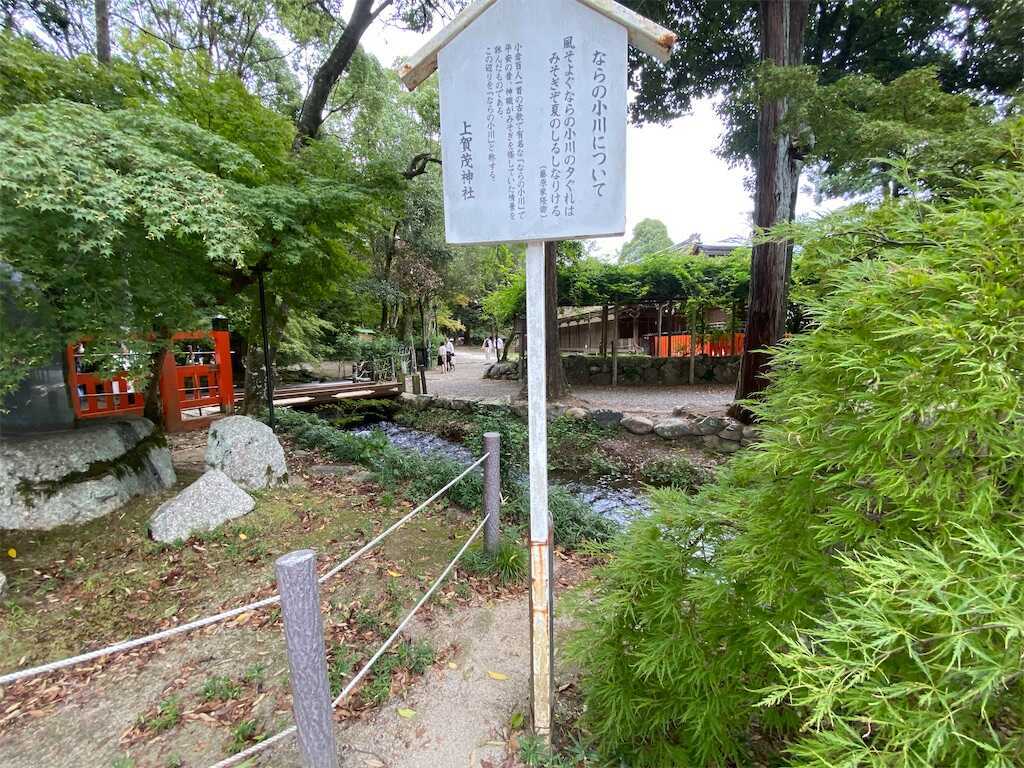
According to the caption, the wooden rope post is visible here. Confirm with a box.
[483,432,501,555]
[418,365,428,395]
[525,240,554,742]
[276,550,339,768]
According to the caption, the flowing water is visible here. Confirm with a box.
[353,421,651,526]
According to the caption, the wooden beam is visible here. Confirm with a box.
[399,0,675,91]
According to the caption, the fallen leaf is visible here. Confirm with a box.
[397,707,416,719]
[238,533,248,541]
[387,569,402,578]
[447,662,458,670]
[487,671,509,681]
[7,548,15,558]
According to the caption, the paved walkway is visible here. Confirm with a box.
[425,348,733,416]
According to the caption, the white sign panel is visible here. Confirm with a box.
[438,0,627,245]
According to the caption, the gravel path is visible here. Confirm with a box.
[426,348,733,416]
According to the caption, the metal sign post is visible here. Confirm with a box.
[398,0,674,743]
[525,239,554,735]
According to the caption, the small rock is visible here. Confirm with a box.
[703,435,741,454]
[564,407,589,420]
[695,416,725,436]
[621,415,654,435]
[718,418,744,441]
[547,404,568,420]
[149,470,255,543]
[206,416,287,491]
[742,424,759,440]
[591,409,624,428]
[672,406,695,418]
[654,418,701,439]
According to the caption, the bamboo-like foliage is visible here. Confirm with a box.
[568,125,1024,766]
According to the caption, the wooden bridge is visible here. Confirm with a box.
[234,380,402,409]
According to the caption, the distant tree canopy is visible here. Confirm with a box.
[483,251,751,323]
[617,218,675,264]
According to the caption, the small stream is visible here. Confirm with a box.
[352,421,651,526]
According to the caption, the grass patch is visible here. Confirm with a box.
[460,537,528,586]
[201,675,242,702]
[141,696,182,733]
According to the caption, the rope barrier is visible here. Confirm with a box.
[0,454,488,689]
[207,516,488,768]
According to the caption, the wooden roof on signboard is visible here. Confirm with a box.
[399,0,677,91]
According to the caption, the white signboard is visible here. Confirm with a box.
[437,0,627,245]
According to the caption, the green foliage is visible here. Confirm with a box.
[618,218,674,264]
[277,407,614,549]
[227,720,263,754]
[460,537,528,586]
[639,455,711,492]
[201,675,242,702]
[483,250,750,323]
[569,144,1024,766]
[141,696,182,733]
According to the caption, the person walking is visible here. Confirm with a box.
[437,340,447,372]
[495,335,504,360]
[482,335,493,362]
[445,338,455,370]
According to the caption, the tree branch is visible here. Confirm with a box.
[402,152,442,179]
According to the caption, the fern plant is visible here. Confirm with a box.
[568,130,1024,767]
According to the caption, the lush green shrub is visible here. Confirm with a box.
[639,454,711,492]
[568,154,1024,766]
[460,536,528,585]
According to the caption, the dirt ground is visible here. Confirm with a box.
[0,427,578,768]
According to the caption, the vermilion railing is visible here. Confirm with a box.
[66,330,233,432]
[650,332,745,358]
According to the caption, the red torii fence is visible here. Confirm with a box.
[66,330,234,433]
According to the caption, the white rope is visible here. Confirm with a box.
[317,453,487,585]
[0,454,488,688]
[205,516,488,768]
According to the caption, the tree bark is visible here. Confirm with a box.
[95,0,111,63]
[294,0,377,145]
[732,0,809,422]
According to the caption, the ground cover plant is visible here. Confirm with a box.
[276,407,617,548]
[568,132,1024,767]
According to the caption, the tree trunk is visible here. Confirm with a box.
[143,346,167,425]
[95,0,111,63]
[294,0,376,145]
[732,0,809,421]
[611,304,618,386]
[688,308,697,385]
[656,303,663,357]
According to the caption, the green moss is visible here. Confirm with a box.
[16,429,169,506]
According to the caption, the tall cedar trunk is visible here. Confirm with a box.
[95,0,111,63]
[294,0,376,145]
[732,0,809,421]
[143,346,167,424]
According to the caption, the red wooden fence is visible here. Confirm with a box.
[649,332,744,358]
[66,331,233,432]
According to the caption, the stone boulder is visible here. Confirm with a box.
[564,407,589,420]
[0,571,7,599]
[653,418,701,440]
[621,415,654,435]
[149,469,255,543]
[591,409,624,428]
[0,418,176,530]
[205,416,287,491]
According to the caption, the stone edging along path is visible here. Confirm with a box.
[398,393,758,454]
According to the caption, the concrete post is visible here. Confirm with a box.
[483,432,501,555]
[275,550,339,768]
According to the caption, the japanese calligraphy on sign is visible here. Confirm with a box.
[437,0,626,245]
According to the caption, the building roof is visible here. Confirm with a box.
[399,0,676,91]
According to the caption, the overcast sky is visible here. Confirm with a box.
[361,18,839,259]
